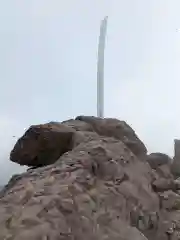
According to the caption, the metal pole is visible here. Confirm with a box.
[97,16,108,118]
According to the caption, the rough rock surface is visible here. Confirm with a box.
[10,116,147,167]
[146,153,172,170]
[171,139,180,177]
[10,123,75,167]
[75,116,147,157]
[0,116,180,239]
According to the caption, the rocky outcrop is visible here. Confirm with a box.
[10,116,147,167]
[171,139,180,177]
[76,116,147,157]
[0,116,180,239]
[146,153,172,170]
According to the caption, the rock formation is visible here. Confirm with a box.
[146,153,172,170]
[0,116,180,239]
[171,139,180,177]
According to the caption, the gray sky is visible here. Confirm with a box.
[0,0,180,184]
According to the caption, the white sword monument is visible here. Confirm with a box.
[97,16,108,118]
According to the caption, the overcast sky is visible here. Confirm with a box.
[0,0,180,184]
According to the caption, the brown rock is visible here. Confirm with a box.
[3,115,180,239]
[171,139,180,177]
[174,178,180,190]
[147,153,172,170]
[0,132,154,239]
[10,122,75,167]
[159,190,180,210]
[72,131,101,148]
[156,164,174,179]
[152,178,175,192]
[62,119,94,132]
[75,116,147,156]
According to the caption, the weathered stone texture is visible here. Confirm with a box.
[0,116,180,239]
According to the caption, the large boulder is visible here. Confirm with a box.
[146,153,172,169]
[75,116,147,157]
[10,122,75,167]
[152,178,175,192]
